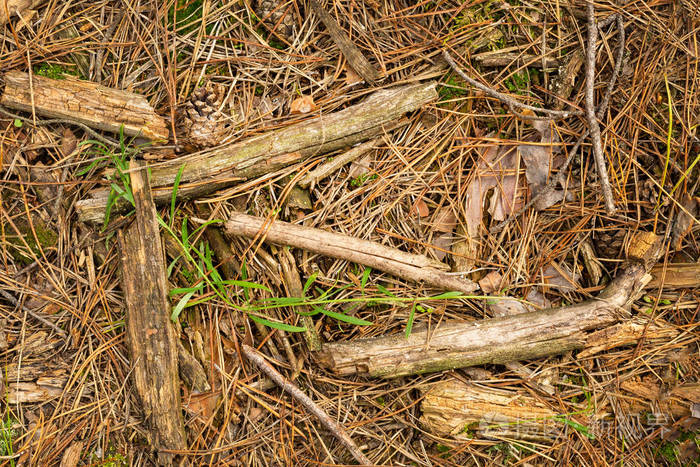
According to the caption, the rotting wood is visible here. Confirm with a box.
[420,378,562,442]
[309,0,380,84]
[314,232,661,378]
[645,263,700,290]
[75,82,437,224]
[0,71,168,141]
[117,160,185,461]
[207,212,478,295]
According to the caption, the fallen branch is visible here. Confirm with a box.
[0,71,168,141]
[309,0,380,84]
[117,160,185,461]
[207,212,478,295]
[441,49,580,120]
[491,14,625,233]
[314,232,661,378]
[241,344,371,465]
[585,1,616,214]
[76,82,437,224]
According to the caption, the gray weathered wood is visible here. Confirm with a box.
[76,82,437,224]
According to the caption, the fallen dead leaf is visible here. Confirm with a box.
[433,207,457,233]
[541,262,580,292]
[478,270,503,293]
[59,128,77,157]
[486,296,529,317]
[411,198,430,218]
[672,194,699,250]
[290,95,318,114]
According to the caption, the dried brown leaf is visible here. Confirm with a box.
[478,270,503,293]
[290,95,318,114]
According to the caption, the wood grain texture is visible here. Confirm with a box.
[309,0,380,84]
[76,82,437,224]
[118,160,185,461]
[420,379,560,442]
[217,212,478,295]
[1,71,168,140]
[315,261,654,378]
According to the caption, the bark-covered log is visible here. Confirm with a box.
[1,71,168,140]
[75,82,437,224]
[117,160,185,461]
[315,233,661,378]
[212,212,478,295]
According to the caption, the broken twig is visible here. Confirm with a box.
[441,49,581,120]
[204,212,478,294]
[585,1,617,214]
[241,344,371,465]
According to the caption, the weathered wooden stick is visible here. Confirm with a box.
[420,379,561,442]
[117,160,185,460]
[0,71,168,141]
[309,0,380,84]
[241,344,371,465]
[76,82,437,224]
[315,233,661,378]
[210,212,478,295]
[297,137,380,190]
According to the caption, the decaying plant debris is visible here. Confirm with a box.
[1,0,699,465]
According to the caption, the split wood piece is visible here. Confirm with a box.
[308,0,380,84]
[212,212,478,295]
[278,248,322,351]
[0,71,168,141]
[0,0,43,24]
[241,344,371,465]
[420,379,561,442]
[297,137,381,190]
[645,263,700,290]
[117,160,185,461]
[315,232,661,378]
[578,316,681,359]
[76,82,437,224]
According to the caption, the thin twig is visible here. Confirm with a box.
[241,344,372,465]
[0,288,67,337]
[491,14,626,233]
[441,49,582,120]
[0,105,120,147]
[585,1,617,214]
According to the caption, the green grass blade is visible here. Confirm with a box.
[248,314,307,332]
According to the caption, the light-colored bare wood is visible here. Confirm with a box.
[420,379,561,442]
[212,212,478,295]
[315,245,658,378]
[1,71,168,140]
[646,263,700,289]
[117,160,185,461]
[75,82,437,224]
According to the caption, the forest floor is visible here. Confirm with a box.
[0,0,699,465]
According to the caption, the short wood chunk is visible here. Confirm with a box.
[315,256,658,378]
[1,71,168,141]
[646,263,700,289]
[75,82,437,224]
[420,379,561,442]
[118,160,185,460]
[216,212,478,295]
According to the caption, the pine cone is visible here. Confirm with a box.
[180,81,229,151]
[255,0,295,41]
[595,224,627,259]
